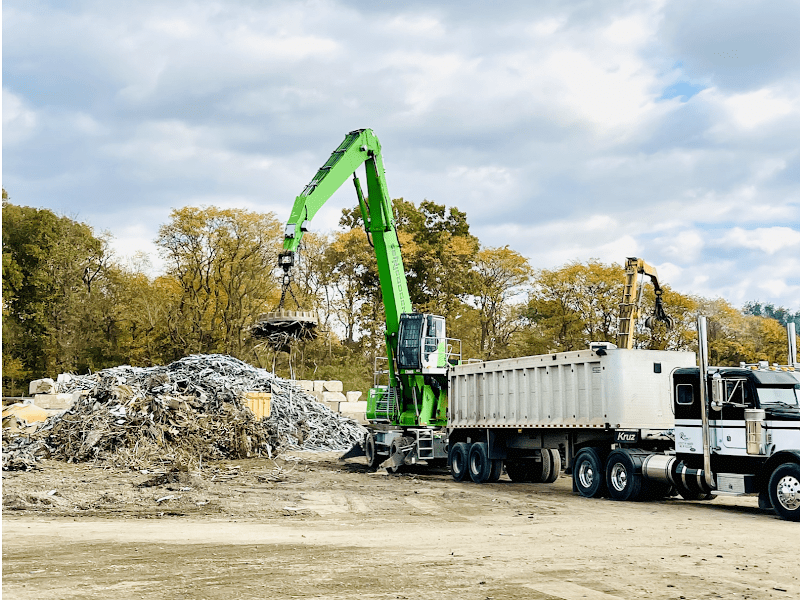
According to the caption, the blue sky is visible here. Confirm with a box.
[3,0,799,309]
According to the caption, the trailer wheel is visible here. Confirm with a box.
[364,433,379,469]
[573,448,607,498]
[449,442,470,482]
[541,449,562,484]
[606,449,643,501]
[768,462,800,521]
[468,442,492,483]
[488,459,503,483]
[505,460,533,482]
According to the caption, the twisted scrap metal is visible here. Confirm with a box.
[2,354,365,470]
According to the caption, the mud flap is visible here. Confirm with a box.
[380,450,406,470]
[339,443,366,461]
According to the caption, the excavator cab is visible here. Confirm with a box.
[396,313,448,372]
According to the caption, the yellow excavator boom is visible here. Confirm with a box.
[617,257,673,349]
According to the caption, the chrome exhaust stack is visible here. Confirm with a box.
[696,316,716,490]
[789,322,798,368]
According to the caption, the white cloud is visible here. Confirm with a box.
[3,0,800,312]
[723,88,796,129]
[2,88,38,145]
[719,227,800,255]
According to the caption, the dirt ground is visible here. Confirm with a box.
[2,452,798,600]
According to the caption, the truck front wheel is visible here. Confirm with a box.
[449,442,470,482]
[768,462,800,521]
[606,449,643,502]
[573,448,607,498]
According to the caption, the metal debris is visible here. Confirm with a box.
[2,354,366,471]
[251,310,318,352]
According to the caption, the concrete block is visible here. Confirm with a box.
[309,391,325,403]
[313,380,326,392]
[291,380,314,392]
[323,380,343,392]
[32,393,77,410]
[29,378,56,395]
[337,401,368,413]
[322,391,347,403]
[57,373,73,386]
[341,411,368,424]
[346,391,363,402]
[323,401,341,412]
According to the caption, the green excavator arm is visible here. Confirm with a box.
[282,129,412,336]
[279,129,450,428]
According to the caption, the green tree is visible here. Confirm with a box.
[3,198,109,392]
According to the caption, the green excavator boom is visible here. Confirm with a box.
[278,129,451,428]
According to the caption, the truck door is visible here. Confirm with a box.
[719,378,751,451]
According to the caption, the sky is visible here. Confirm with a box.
[3,0,799,310]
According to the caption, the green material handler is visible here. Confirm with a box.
[277,129,460,470]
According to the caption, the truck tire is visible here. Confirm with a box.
[488,459,503,483]
[449,442,469,482]
[606,449,643,502]
[768,462,800,521]
[468,442,492,484]
[505,460,533,482]
[541,449,561,484]
[573,448,607,498]
[365,433,379,469]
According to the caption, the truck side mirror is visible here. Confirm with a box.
[711,377,724,411]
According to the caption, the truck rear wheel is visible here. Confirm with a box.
[449,442,469,482]
[606,449,643,502]
[505,460,533,482]
[488,459,503,483]
[541,449,561,484]
[573,448,607,498]
[468,442,492,483]
[768,462,800,521]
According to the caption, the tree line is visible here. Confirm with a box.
[3,189,798,396]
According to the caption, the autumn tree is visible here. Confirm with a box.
[469,246,532,359]
[156,206,281,358]
[523,260,623,353]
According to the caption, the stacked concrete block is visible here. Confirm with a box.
[322,380,343,392]
[338,400,368,424]
[291,380,314,392]
[31,393,79,410]
[29,379,57,395]
[346,391,362,402]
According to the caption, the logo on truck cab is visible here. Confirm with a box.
[614,430,640,443]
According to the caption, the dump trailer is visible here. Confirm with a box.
[447,320,800,521]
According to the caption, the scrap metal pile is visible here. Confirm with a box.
[2,354,366,471]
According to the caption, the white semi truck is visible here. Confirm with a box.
[446,319,800,521]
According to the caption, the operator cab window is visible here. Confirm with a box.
[676,384,693,405]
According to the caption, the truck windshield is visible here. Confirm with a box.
[758,385,800,407]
